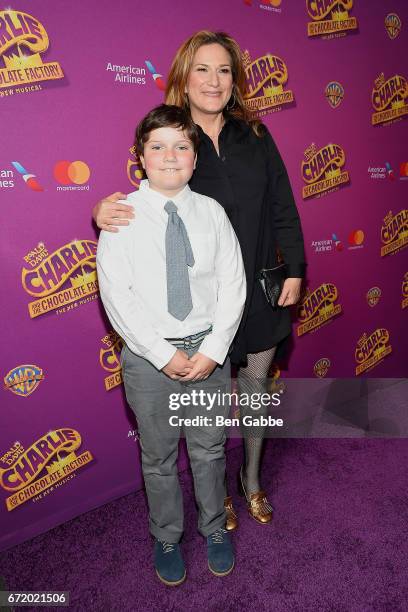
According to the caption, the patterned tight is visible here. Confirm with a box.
[236,347,277,495]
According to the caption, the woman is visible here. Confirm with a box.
[93,31,306,529]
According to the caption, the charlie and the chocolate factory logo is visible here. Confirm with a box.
[100,330,124,391]
[127,145,144,189]
[301,143,350,199]
[380,210,408,258]
[296,283,342,336]
[243,50,294,117]
[355,329,392,376]
[371,73,408,127]
[402,273,408,310]
[306,0,358,38]
[0,9,64,97]
[0,429,93,511]
[22,240,99,318]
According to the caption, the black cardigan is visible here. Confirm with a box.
[189,116,306,366]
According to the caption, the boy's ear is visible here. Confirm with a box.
[193,153,197,170]
[139,154,146,170]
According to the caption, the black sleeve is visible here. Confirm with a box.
[263,127,307,278]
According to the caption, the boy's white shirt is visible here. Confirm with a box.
[96,179,246,370]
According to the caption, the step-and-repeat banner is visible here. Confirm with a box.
[1,1,407,550]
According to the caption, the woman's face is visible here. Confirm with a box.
[185,43,234,117]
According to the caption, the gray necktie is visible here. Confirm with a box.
[164,200,195,320]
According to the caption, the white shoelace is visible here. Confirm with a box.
[210,528,228,544]
[160,541,175,554]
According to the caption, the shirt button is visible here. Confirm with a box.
[221,156,226,162]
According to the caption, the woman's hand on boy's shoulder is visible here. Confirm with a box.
[93,192,135,233]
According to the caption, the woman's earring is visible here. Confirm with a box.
[226,91,236,111]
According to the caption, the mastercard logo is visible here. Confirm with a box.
[348,230,364,246]
[399,162,408,177]
[54,161,91,185]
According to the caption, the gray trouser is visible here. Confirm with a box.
[121,340,231,543]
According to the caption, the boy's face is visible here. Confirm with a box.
[140,126,197,197]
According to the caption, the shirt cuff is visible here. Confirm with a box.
[142,338,177,370]
[285,263,307,278]
[198,334,230,365]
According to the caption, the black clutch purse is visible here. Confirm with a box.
[257,264,286,309]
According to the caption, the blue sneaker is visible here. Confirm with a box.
[207,528,235,576]
[154,540,186,586]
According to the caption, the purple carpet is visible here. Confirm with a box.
[1,439,408,611]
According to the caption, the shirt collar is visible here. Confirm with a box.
[139,179,192,216]
[195,114,250,146]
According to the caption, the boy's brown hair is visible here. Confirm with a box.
[135,104,200,156]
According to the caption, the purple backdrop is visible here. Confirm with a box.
[1,0,407,551]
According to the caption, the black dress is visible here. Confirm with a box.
[188,116,306,367]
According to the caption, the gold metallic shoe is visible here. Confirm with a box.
[237,466,273,524]
[247,491,273,524]
[224,496,238,531]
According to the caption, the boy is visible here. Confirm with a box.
[96,104,246,586]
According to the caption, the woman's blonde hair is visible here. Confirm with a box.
[165,30,263,135]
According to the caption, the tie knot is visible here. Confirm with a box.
[164,200,178,215]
